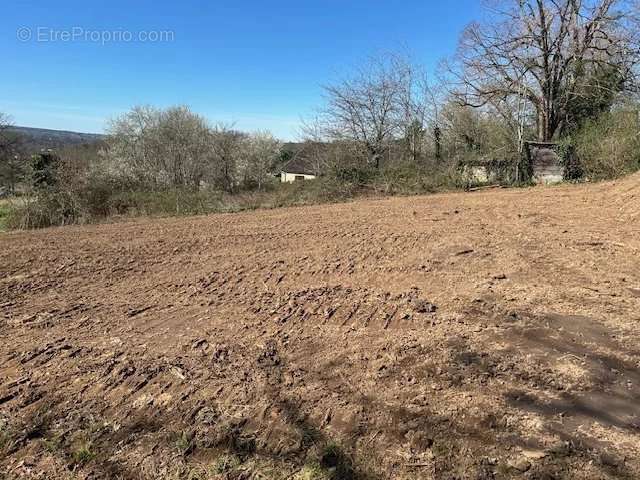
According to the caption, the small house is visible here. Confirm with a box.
[280,155,317,183]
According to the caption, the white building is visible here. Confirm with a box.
[280,171,317,183]
[280,157,317,183]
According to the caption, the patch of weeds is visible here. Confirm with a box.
[0,419,23,456]
[298,422,321,448]
[213,453,241,474]
[185,466,209,480]
[213,454,240,474]
[216,419,256,455]
[232,434,256,456]
[547,440,574,458]
[174,431,194,456]
[72,442,96,465]
[495,462,512,476]
[296,461,332,480]
[291,442,360,480]
[0,202,12,232]
[42,433,62,453]
[431,440,451,458]
[0,429,10,452]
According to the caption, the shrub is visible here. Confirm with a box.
[6,190,80,229]
[4,165,469,230]
[107,188,223,217]
[72,442,96,465]
[333,166,378,185]
[31,153,61,188]
[572,108,640,180]
[370,163,466,195]
[5,152,478,230]
[0,201,11,231]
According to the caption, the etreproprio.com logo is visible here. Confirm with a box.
[17,26,175,44]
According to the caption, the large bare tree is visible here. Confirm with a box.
[316,53,445,167]
[448,0,640,141]
[319,54,413,167]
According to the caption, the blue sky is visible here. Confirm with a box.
[1,1,482,140]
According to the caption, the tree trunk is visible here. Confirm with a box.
[537,106,550,142]
[434,125,442,161]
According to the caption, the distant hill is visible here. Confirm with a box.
[8,126,105,153]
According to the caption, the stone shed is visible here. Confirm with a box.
[525,142,564,184]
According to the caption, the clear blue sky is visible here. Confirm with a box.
[1,1,482,140]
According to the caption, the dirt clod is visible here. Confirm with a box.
[411,298,437,313]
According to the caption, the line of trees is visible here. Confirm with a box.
[300,0,639,179]
[107,106,281,193]
[300,52,526,179]
[0,107,284,197]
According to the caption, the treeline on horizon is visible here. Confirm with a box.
[1,0,640,229]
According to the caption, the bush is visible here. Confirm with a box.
[5,149,477,230]
[6,190,80,229]
[370,163,466,195]
[333,166,378,185]
[572,108,640,180]
[107,188,224,217]
[4,164,471,230]
[0,201,11,231]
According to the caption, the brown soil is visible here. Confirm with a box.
[1,175,639,479]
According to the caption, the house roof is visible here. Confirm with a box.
[282,157,316,175]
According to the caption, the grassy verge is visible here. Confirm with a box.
[4,165,476,230]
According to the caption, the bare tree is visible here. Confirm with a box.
[155,106,211,188]
[314,54,449,167]
[397,63,445,162]
[209,123,245,193]
[447,0,640,141]
[108,105,211,189]
[0,113,27,194]
[0,113,14,151]
[0,113,11,128]
[319,54,413,167]
[241,131,281,190]
[107,106,161,184]
[299,115,338,175]
[109,107,283,194]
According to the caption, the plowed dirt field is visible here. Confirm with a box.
[1,176,639,479]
